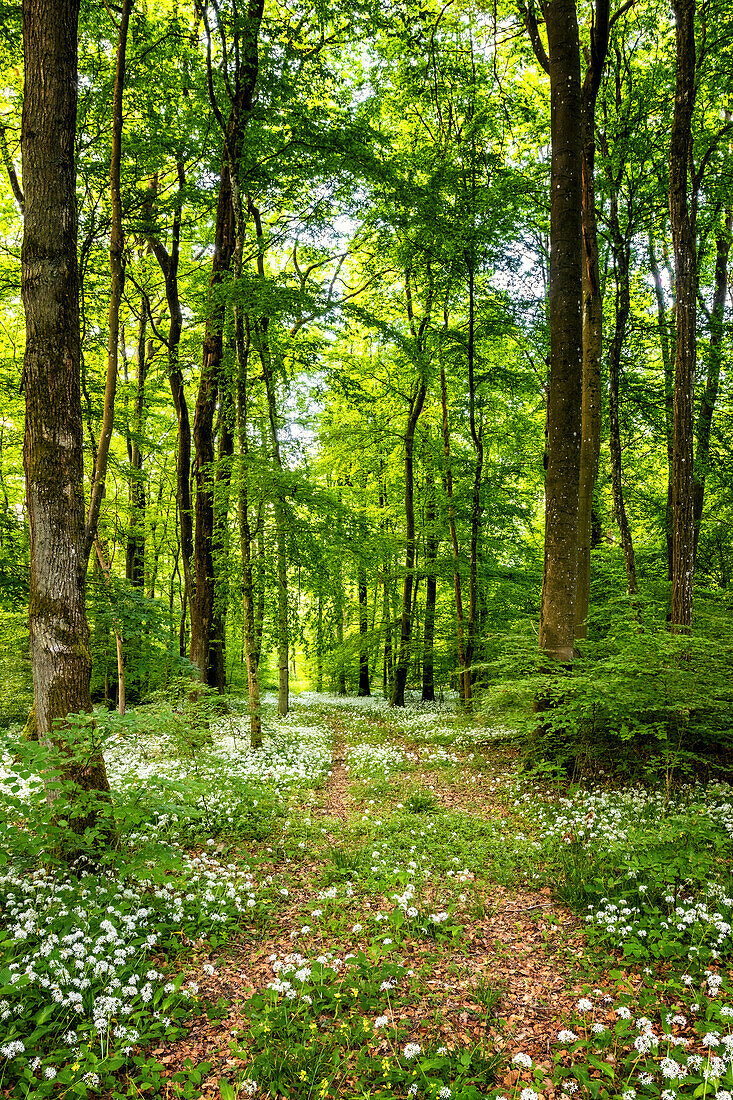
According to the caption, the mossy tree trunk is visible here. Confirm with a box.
[21,0,113,837]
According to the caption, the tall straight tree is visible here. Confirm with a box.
[190,0,265,684]
[669,0,697,629]
[21,0,113,832]
[391,263,432,706]
[526,0,584,663]
[525,0,613,639]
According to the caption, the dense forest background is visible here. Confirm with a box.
[2,0,733,772]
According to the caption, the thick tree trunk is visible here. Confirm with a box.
[693,211,731,563]
[22,0,113,834]
[538,0,584,663]
[669,0,697,630]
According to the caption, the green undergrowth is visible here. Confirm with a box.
[2,692,733,1100]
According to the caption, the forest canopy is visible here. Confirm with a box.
[1,0,733,773]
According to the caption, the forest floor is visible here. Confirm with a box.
[2,690,733,1100]
[152,696,589,1098]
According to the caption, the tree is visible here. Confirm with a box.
[21,0,113,837]
[526,0,584,664]
[668,0,697,630]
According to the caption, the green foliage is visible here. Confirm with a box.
[405,788,439,814]
[0,612,32,730]
[231,951,502,1099]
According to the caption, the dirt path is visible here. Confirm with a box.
[145,703,596,1099]
[326,740,350,822]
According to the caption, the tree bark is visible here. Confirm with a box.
[575,0,609,638]
[440,364,470,705]
[669,0,697,630]
[391,378,428,706]
[146,163,192,656]
[607,188,638,596]
[464,260,483,687]
[648,235,675,579]
[421,442,437,703]
[693,210,731,563]
[84,0,132,564]
[190,155,235,677]
[22,0,113,834]
[236,316,262,746]
[537,0,584,664]
[125,299,147,588]
[357,560,371,695]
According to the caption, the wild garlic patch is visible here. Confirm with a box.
[3,693,733,1100]
[0,851,275,1096]
[519,784,733,966]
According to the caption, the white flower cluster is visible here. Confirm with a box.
[0,848,270,1074]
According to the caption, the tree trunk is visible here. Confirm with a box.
[335,568,346,695]
[422,440,437,703]
[538,0,584,664]
[236,316,262,746]
[190,155,235,676]
[191,0,264,677]
[693,210,731,563]
[440,365,470,706]
[147,163,192,656]
[22,0,113,837]
[391,379,428,706]
[607,191,638,596]
[95,538,126,714]
[669,0,697,630]
[357,560,370,695]
[575,5,609,638]
[316,588,324,693]
[125,299,147,588]
[208,386,234,692]
[84,0,132,566]
[465,261,483,687]
[649,235,676,579]
[247,198,290,715]
[382,557,393,696]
